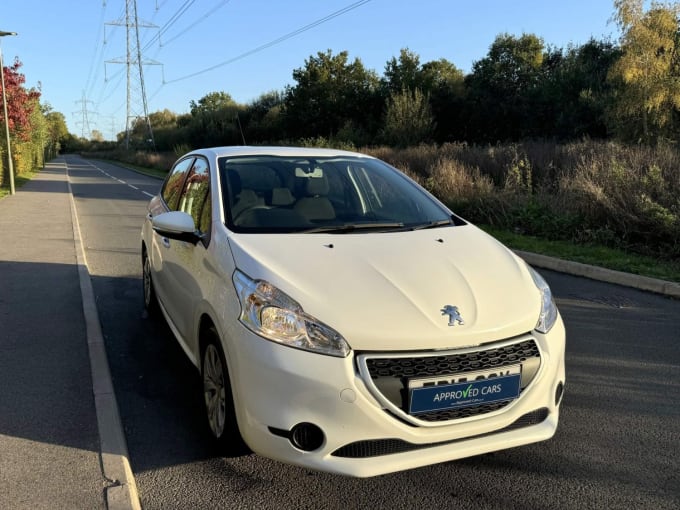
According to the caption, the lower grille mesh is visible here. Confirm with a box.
[331,408,549,458]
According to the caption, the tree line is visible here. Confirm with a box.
[5,0,680,168]
[0,58,69,187]
[72,0,679,153]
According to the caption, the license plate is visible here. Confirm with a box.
[408,365,522,415]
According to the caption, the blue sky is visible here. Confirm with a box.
[4,0,618,140]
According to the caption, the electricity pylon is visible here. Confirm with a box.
[106,0,159,150]
[74,91,96,139]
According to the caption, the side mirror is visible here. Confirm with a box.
[152,211,201,245]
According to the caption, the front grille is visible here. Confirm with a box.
[359,338,541,424]
[331,408,549,458]
[365,339,539,379]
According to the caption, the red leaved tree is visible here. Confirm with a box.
[1,58,41,142]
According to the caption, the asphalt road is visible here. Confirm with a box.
[65,154,680,510]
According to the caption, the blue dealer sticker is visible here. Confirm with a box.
[409,373,522,414]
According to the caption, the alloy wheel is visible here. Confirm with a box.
[203,343,227,438]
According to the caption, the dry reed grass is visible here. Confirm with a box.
[90,139,680,258]
[369,140,680,259]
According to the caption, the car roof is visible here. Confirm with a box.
[188,146,376,160]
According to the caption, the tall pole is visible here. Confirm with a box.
[0,31,17,195]
[125,0,132,149]
[106,1,159,151]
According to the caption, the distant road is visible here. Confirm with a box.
[65,154,680,510]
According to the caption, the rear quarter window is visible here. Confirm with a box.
[161,157,195,210]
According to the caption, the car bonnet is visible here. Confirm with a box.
[227,225,542,351]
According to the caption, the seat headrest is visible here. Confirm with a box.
[305,176,329,197]
[271,187,295,206]
[237,189,258,204]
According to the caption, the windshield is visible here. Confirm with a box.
[219,155,462,233]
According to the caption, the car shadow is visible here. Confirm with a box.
[0,260,100,453]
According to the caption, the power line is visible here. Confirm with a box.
[148,83,164,104]
[97,68,126,106]
[142,0,196,52]
[164,0,372,84]
[84,2,108,97]
[159,0,230,48]
[139,0,172,48]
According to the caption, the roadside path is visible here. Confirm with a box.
[0,159,139,510]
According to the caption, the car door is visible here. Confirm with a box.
[149,156,195,315]
[157,156,213,343]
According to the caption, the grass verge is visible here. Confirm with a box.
[0,168,42,200]
[480,225,680,284]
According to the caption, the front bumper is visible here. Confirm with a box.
[223,316,566,477]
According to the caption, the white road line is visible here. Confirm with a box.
[77,158,157,201]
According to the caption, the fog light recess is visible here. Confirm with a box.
[290,422,325,452]
[555,382,564,406]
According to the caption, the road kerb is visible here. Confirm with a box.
[516,250,680,299]
[66,167,142,510]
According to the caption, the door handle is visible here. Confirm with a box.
[161,237,170,248]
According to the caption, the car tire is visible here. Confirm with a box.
[142,250,159,316]
[201,328,250,456]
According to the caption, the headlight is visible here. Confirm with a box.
[528,266,558,334]
[232,270,351,357]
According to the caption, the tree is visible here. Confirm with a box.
[420,59,465,93]
[244,91,284,142]
[45,111,69,144]
[186,92,245,147]
[148,108,179,129]
[1,58,42,184]
[383,48,422,94]
[465,33,545,141]
[126,109,183,151]
[284,50,381,142]
[608,0,680,142]
[538,39,619,139]
[420,58,465,142]
[382,50,465,142]
[41,109,69,157]
[382,88,434,146]
[0,58,41,142]
[189,91,236,116]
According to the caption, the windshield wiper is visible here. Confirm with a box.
[408,219,454,231]
[302,222,405,234]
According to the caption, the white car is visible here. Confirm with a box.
[141,146,565,477]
